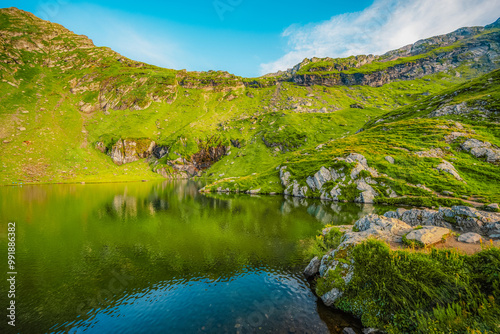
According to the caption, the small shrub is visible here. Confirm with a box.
[304,228,345,259]
[335,239,500,333]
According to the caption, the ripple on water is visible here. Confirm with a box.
[1,181,371,334]
[54,267,332,334]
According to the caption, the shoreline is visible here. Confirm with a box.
[303,207,500,333]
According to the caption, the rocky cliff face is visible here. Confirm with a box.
[153,144,229,179]
[95,137,230,179]
[273,20,500,87]
[2,7,499,107]
[109,139,156,166]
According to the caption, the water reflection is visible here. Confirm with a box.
[0,181,380,333]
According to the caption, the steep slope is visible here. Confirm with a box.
[205,70,500,205]
[363,68,500,128]
[0,7,499,207]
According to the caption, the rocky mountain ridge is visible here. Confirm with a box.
[271,18,500,81]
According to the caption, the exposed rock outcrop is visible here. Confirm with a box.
[383,206,500,237]
[280,153,390,204]
[436,160,464,182]
[311,214,452,307]
[461,138,500,164]
[288,38,499,87]
[341,214,414,246]
[428,101,492,118]
[416,148,445,158]
[304,256,321,277]
[110,139,155,166]
[405,226,451,246]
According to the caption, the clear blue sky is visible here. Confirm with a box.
[3,0,500,77]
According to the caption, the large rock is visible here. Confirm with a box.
[152,145,169,159]
[313,166,332,190]
[458,232,482,243]
[383,206,500,234]
[291,180,308,198]
[304,256,321,277]
[281,153,386,204]
[444,131,468,143]
[321,288,343,307]
[429,102,489,118]
[461,138,500,164]
[384,208,440,226]
[354,178,378,204]
[345,153,379,179]
[404,226,450,246]
[110,139,155,165]
[279,166,292,188]
[341,214,413,246]
[488,203,500,211]
[436,160,464,181]
[330,185,342,201]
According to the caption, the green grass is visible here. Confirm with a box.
[330,240,500,333]
[303,227,345,259]
[0,7,499,205]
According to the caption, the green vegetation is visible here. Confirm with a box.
[375,196,471,208]
[303,227,344,259]
[330,240,500,334]
[1,7,500,334]
[0,7,499,214]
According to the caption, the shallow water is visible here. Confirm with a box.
[0,180,382,333]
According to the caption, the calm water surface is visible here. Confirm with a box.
[0,180,383,333]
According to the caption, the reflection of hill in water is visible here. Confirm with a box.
[205,191,386,225]
[0,180,380,333]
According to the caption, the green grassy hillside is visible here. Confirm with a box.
[0,7,499,207]
[205,71,500,205]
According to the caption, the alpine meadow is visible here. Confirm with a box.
[1,6,500,334]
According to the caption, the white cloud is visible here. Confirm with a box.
[259,0,500,75]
